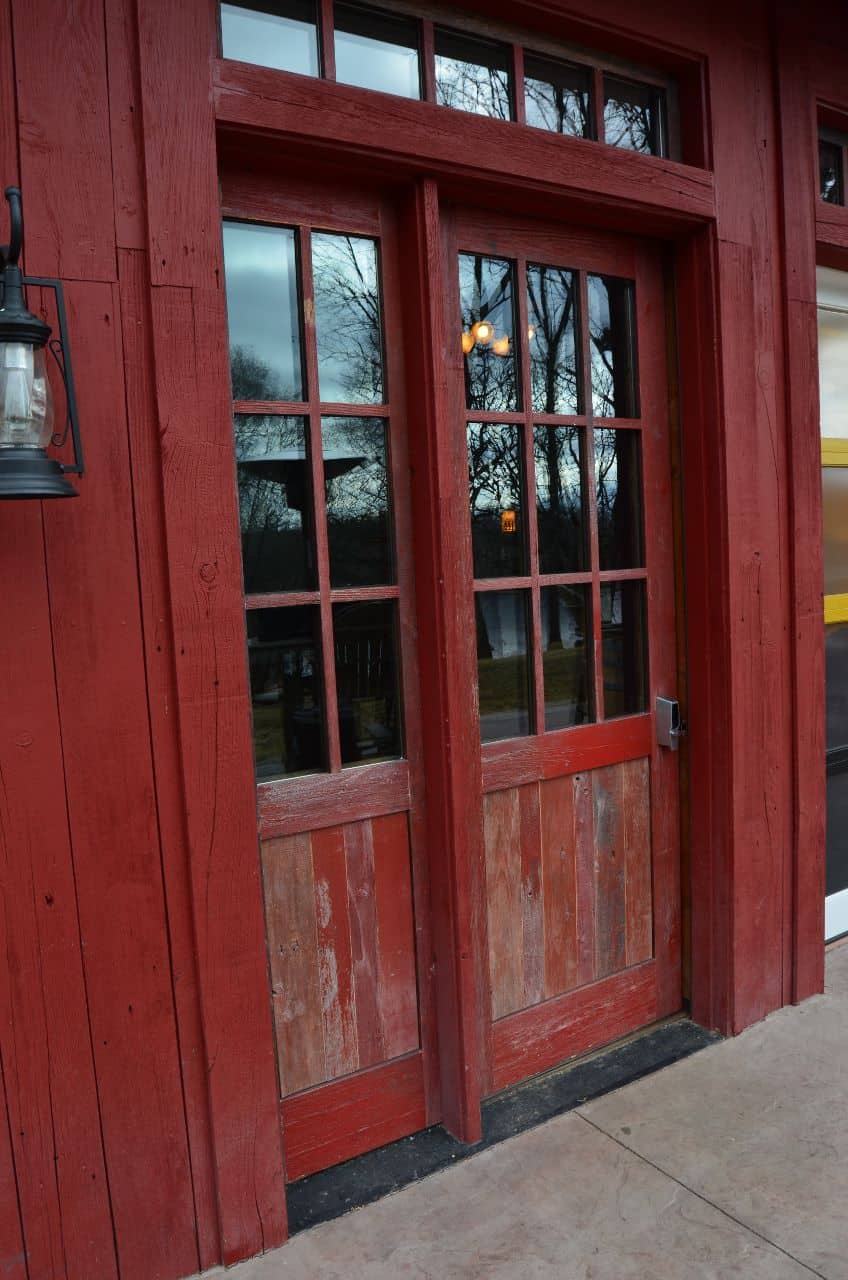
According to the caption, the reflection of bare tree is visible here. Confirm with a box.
[534,426,584,577]
[589,278,636,417]
[312,234,384,404]
[230,343,299,402]
[467,422,523,579]
[234,413,313,592]
[436,58,510,119]
[525,76,589,137]
[527,266,578,414]
[461,255,517,412]
[323,417,392,586]
[604,99,656,154]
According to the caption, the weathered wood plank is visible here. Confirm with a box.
[519,785,545,1008]
[346,822,384,1069]
[593,766,627,979]
[372,813,420,1060]
[311,825,359,1083]
[540,776,579,998]
[573,772,596,988]
[624,759,653,967]
[263,834,324,1096]
[484,789,523,1020]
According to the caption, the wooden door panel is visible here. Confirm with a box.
[262,812,419,1098]
[483,758,653,1023]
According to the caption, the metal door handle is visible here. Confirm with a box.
[656,696,685,750]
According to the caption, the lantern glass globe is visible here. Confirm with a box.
[0,342,54,449]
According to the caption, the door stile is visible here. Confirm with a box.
[579,271,605,721]
[399,179,487,1141]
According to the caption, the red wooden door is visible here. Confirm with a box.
[220,174,438,1180]
[445,207,682,1093]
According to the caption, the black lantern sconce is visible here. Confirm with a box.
[0,186,83,498]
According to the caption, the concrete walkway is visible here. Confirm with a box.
[214,944,848,1279]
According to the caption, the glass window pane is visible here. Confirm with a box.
[333,601,402,765]
[459,253,519,412]
[541,585,593,730]
[826,768,848,897]
[595,428,644,569]
[820,139,844,205]
[435,28,511,120]
[334,2,421,98]
[826,622,848,752]
[534,425,587,574]
[823,466,848,595]
[312,232,384,404]
[588,274,638,418]
[323,416,393,587]
[601,580,648,718]
[527,263,580,414]
[221,0,319,76]
[247,606,326,780]
[476,590,532,742]
[603,75,666,156]
[223,221,304,402]
[235,414,315,593]
[524,54,591,138]
[468,422,526,578]
[817,268,848,438]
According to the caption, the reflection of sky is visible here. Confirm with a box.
[223,222,302,400]
[220,4,318,76]
[335,30,420,98]
[818,266,848,438]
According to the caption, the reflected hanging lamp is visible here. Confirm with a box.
[0,186,82,497]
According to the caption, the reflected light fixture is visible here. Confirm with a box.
[471,319,495,345]
[491,335,510,356]
[461,330,475,354]
[0,186,82,498]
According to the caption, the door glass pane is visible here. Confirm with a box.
[220,1,319,77]
[475,590,532,741]
[603,75,665,156]
[826,622,848,751]
[818,268,848,438]
[534,425,586,573]
[541,585,593,730]
[601,580,648,718]
[526,264,580,414]
[588,274,638,418]
[459,253,519,412]
[823,466,848,595]
[234,414,315,593]
[334,2,421,98]
[595,428,644,569]
[524,54,591,138]
[333,600,402,765]
[820,139,843,205]
[223,221,304,402]
[323,416,393,587]
[434,28,511,120]
[468,422,526,578]
[312,232,384,404]
[247,606,326,780]
[826,769,848,897]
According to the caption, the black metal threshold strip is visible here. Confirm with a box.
[287,1017,721,1235]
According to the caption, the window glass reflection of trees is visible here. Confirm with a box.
[323,416,394,587]
[588,274,638,418]
[459,253,519,412]
[541,585,592,729]
[235,414,316,593]
[594,428,644,570]
[313,232,385,404]
[475,590,532,741]
[223,221,304,401]
[524,55,591,138]
[435,29,511,120]
[467,422,525,578]
[603,76,665,156]
[534,426,586,574]
[527,264,580,414]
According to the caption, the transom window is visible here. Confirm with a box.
[458,252,648,743]
[220,0,675,158]
[223,217,403,781]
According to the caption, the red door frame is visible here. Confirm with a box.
[132,0,825,1259]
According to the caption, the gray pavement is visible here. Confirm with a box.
[210,943,848,1279]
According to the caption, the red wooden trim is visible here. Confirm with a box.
[482,717,651,791]
[245,585,400,610]
[282,1053,426,1181]
[512,44,526,127]
[775,1,826,1004]
[490,962,657,1092]
[816,201,848,253]
[213,61,716,232]
[454,207,640,275]
[580,272,605,721]
[400,181,487,1142]
[319,0,336,81]
[421,18,436,102]
[136,0,287,1261]
[591,66,605,143]
[234,399,390,417]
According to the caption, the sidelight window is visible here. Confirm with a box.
[459,251,648,743]
[224,218,403,782]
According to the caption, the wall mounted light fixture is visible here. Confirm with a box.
[0,186,83,498]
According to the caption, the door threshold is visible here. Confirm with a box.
[286,1015,720,1236]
